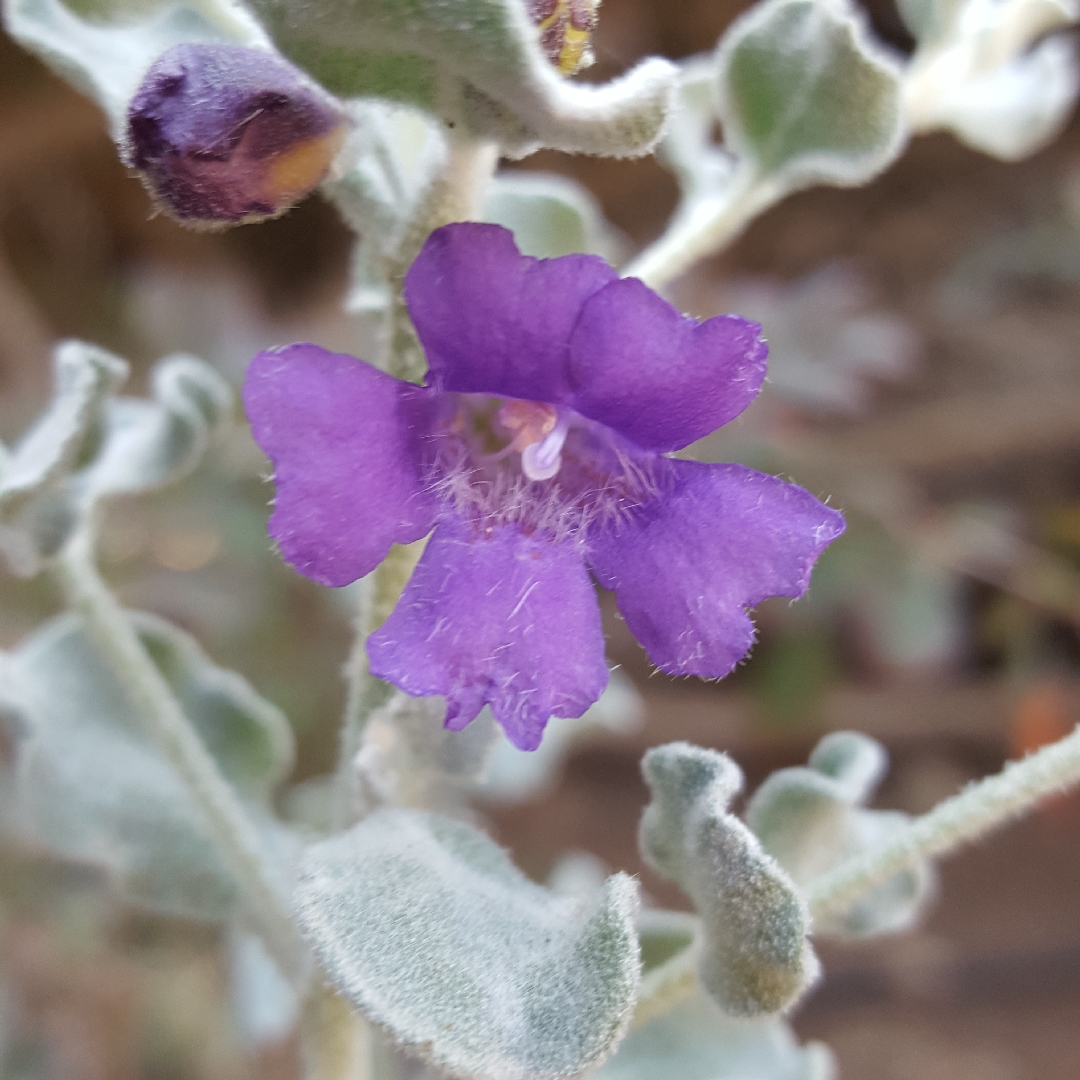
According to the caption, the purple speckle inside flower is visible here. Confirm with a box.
[243,223,846,749]
[423,392,660,542]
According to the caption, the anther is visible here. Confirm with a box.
[498,399,558,451]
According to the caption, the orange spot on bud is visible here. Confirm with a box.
[262,124,348,209]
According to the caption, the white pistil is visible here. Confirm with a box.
[521,415,570,481]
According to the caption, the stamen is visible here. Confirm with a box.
[498,399,558,452]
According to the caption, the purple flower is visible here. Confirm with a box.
[127,44,349,225]
[243,224,844,750]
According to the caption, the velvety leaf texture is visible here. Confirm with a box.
[747,731,935,937]
[352,691,499,815]
[79,353,234,501]
[639,743,819,1016]
[900,0,1080,161]
[0,342,231,575]
[0,340,126,518]
[481,171,621,260]
[595,990,835,1080]
[293,809,641,1080]
[716,0,904,188]
[0,612,295,920]
[659,55,739,200]
[1,0,271,137]
[245,0,676,156]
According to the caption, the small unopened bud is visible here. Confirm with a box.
[127,44,349,226]
[527,0,600,75]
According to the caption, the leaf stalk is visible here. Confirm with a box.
[806,725,1080,919]
[54,533,310,987]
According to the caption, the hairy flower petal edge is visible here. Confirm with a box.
[367,516,609,751]
[243,344,437,587]
[588,460,845,677]
[405,224,767,451]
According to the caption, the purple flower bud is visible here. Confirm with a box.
[127,44,349,226]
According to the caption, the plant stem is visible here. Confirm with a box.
[423,127,500,229]
[620,175,778,290]
[54,534,309,987]
[629,925,701,1031]
[806,725,1080,920]
[331,126,495,822]
[384,129,498,383]
[302,982,374,1080]
[331,540,425,831]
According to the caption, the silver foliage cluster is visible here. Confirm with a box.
[748,732,935,937]
[639,743,819,1017]
[293,810,641,1080]
[0,341,232,575]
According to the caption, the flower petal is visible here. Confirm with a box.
[405,223,617,404]
[243,344,436,587]
[588,460,844,677]
[367,516,609,750]
[568,278,768,452]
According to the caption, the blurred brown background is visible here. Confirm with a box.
[2,0,1080,1076]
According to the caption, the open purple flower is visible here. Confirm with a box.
[243,224,844,750]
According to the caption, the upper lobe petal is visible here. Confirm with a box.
[405,223,617,404]
[568,278,767,452]
[588,460,844,677]
[243,344,437,588]
[367,516,609,751]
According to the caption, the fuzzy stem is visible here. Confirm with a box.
[302,982,374,1080]
[620,174,779,290]
[806,726,1080,919]
[330,127,496,821]
[422,127,500,230]
[628,938,701,1031]
[331,540,425,831]
[332,577,383,833]
[384,129,498,383]
[54,534,309,987]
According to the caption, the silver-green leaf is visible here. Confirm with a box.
[747,731,935,937]
[293,808,641,1080]
[0,341,231,575]
[639,743,819,1017]
[328,101,448,320]
[0,341,125,521]
[77,352,234,501]
[245,0,676,157]
[0,611,295,920]
[1,0,271,137]
[900,0,1079,160]
[716,0,904,190]
[481,171,624,261]
[595,989,835,1080]
[352,691,498,815]
[658,55,738,202]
